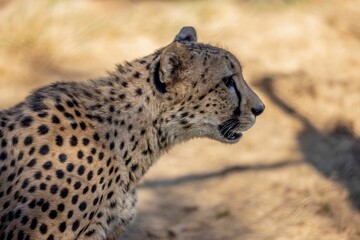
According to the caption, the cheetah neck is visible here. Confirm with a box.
[76,52,179,187]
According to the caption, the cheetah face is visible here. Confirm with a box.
[156,27,264,144]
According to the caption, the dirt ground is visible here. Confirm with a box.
[0,0,360,239]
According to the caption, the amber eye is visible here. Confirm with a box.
[222,75,235,88]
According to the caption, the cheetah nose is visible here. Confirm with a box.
[251,103,265,116]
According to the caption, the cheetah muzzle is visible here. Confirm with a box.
[0,26,264,239]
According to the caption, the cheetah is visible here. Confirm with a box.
[0,26,264,239]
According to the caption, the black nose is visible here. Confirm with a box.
[251,104,265,116]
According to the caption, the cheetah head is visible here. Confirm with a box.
[154,26,265,144]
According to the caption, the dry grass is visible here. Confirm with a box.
[0,0,360,239]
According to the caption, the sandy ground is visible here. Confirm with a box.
[0,0,360,239]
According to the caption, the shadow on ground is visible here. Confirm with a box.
[139,159,302,189]
[256,75,360,211]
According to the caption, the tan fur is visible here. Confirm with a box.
[0,27,264,239]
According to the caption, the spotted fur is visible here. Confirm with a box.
[0,26,264,240]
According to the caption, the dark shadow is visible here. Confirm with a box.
[139,159,302,189]
[256,75,360,211]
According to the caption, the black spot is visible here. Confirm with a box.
[59,153,67,163]
[21,179,30,189]
[64,112,75,120]
[119,141,125,150]
[118,94,126,100]
[83,186,89,194]
[79,202,87,211]
[66,100,74,108]
[98,152,104,161]
[30,218,38,230]
[8,124,15,131]
[77,165,85,175]
[47,234,54,240]
[66,163,74,172]
[21,215,29,225]
[70,136,78,146]
[115,175,121,183]
[23,136,33,147]
[121,81,128,88]
[34,171,42,180]
[71,195,78,204]
[49,210,57,219]
[21,116,33,127]
[60,188,69,198]
[51,115,61,124]
[50,184,58,194]
[72,110,80,118]
[181,112,189,117]
[198,95,206,100]
[93,133,100,141]
[72,220,80,231]
[18,151,24,161]
[0,152,7,161]
[40,183,47,190]
[55,104,65,112]
[54,135,63,146]
[125,158,131,166]
[1,139,7,147]
[82,138,90,146]
[67,210,73,219]
[37,125,49,135]
[12,136,18,146]
[29,147,35,155]
[135,88,143,95]
[28,185,36,193]
[39,223,48,234]
[41,201,50,212]
[14,208,22,219]
[90,148,96,155]
[107,157,113,166]
[87,171,93,181]
[42,161,52,170]
[133,71,141,79]
[57,203,65,212]
[73,181,81,190]
[107,191,114,199]
[77,150,84,159]
[27,200,36,209]
[71,122,78,130]
[56,170,64,179]
[39,145,49,155]
[59,222,66,232]
[79,121,86,130]
[87,156,93,164]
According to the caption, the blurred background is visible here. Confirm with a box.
[0,0,359,239]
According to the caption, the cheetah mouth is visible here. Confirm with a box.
[218,119,243,141]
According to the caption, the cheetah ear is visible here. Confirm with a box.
[159,42,190,87]
[174,26,197,42]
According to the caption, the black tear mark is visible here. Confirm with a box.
[153,62,166,94]
[232,81,242,117]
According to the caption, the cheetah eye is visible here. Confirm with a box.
[222,75,235,88]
